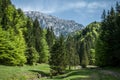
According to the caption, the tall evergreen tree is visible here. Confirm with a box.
[46,27,55,49]
[66,35,80,70]
[26,47,39,65]
[81,41,89,68]
[33,18,42,53]
[49,34,67,75]
[96,3,120,67]
[24,17,39,65]
[0,0,27,66]
[32,18,50,63]
[39,29,50,63]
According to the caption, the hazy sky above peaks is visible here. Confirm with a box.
[11,0,119,26]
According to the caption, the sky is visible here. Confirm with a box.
[11,0,119,26]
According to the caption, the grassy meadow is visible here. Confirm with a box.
[0,64,120,80]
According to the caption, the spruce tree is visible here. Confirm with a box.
[32,18,50,63]
[95,3,120,67]
[39,29,50,63]
[24,17,40,65]
[66,35,80,70]
[80,41,88,68]
[0,0,27,66]
[0,27,26,66]
[49,34,67,75]
[33,18,42,53]
[26,47,39,65]
[46,27,55,49]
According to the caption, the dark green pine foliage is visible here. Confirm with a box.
[24,17,34,48]
[26,47,39,65]
[115,2,120,67]
[46,27,55,49]
[0,0,11,30]
[32,18,49,63]
[66,35,80,70]
[25,17,50,64]
[95,3,120,67]
[49,34,67,75]
[0,0,27,66]
[80,41,88,68]
[24,17,39,65]
[33,18,42,53]
[75,22,100,66]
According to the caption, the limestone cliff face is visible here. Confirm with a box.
[25,11,84,36]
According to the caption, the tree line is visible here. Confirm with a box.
[95,2,120,67]
[74,2,120,68]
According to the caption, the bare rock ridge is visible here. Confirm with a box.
[24,11,84,36]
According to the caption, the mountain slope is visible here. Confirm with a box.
[24,11,84,36]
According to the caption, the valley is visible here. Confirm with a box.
[0,0,120,80]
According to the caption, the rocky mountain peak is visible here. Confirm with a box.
[24,11,84,36]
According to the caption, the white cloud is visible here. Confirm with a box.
[87,2,107,9]
[67,1,87,9]
[19,1,108,14]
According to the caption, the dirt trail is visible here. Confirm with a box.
[87,65,120,78]
[100,69,120,77]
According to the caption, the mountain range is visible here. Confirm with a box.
[24,11,84,36]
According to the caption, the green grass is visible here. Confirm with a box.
[50,69,120,80]
[0,64,120,80]
[0,64,50,80]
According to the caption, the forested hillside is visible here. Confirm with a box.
[74,22,101,67]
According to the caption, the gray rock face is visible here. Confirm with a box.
[24,11,84,36]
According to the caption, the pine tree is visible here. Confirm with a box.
[49,34,67,75]
[33,18,42,53]
[32,18,50,63]
[0,0,27,66]
[26,47,39,65]
[0,0,13,30]
[66,35,79,70]
[101,10,106,20]
[116,2,120,13]
[80,41,88,68]
[46,27,55,49]
[24,17,40,65]
[39,29,50,63]
[95,3,120,67]
[0,27,26,66]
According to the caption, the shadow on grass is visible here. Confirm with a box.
[29,69,92,80]
[54,69,91,79]
[29,70,50,77]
